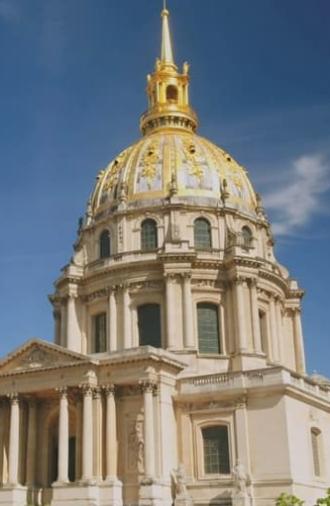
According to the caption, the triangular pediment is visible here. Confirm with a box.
[0,339,88,375]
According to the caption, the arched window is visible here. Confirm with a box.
[202,426,230,475]
[166,85,178,102]
[93,312,107,353]
[197,303,220,354]
[242,226,253,249]
[99,230,111,258]
[194,218,212,250]
[138,304,161,348]
[311,428,322,476]
[141,219,158,251]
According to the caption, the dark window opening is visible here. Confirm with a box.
[202,426,230,475]
[93,312,107,353]
[138,304,161,348]
[100,230,111,258]
[242,226,253,249]
[141,219,158,251]
[166,85,178,102]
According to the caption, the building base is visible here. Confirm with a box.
[139,480,172,506]
[99,479,123,506]
[52,483,99,506]
[0,485,27,506]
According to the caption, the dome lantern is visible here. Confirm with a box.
[140,5,198,136]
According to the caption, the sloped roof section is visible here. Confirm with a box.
[0,339,90,375]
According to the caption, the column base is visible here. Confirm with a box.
[175,495,193,506]
[99,479,123,506]
[139,480,172,506]
[52,483,99,506]
[0,486,27,506]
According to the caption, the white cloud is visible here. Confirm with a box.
[263,154,330,235]
[0,0,19,23]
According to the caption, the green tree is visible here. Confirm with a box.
[316,489,330,506]
[276,493,304,506]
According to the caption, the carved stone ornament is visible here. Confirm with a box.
[14,346,54,370]
[127,417,144,474]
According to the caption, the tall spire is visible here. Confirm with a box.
[140,3,198,135]
[161,4,174,64]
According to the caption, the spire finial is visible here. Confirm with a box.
[161,1,174,64]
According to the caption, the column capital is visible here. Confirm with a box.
[139,380,158,395]
[102,384,116,396]
[248,277,258,288]
[181,272,192,280]
[93,387,102,400]
[7,393,19,404]
[79,384,95,397]
[56,386,68,399]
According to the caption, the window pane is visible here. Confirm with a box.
[197,303,220,354]
[202,426,230,474]
[94,313,107,352]
[141,219,158,251]
[100,230,111,258]
[138,304,161,348]
[194,218,211,250]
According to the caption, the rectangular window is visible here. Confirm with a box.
[197,303,220,354]
[93,312,107,353]
[202,426,230,474]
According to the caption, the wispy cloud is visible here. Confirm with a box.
[263,154,330,235]
[0,0,20,23]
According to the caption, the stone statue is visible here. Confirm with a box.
[232,460,248,496]
[173,463,188,497]
[183,61,190,75]
[135,421,144,474]
[172,464,193,506]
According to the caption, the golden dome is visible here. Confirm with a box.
[89,7,257,219]
[90,131,257,217]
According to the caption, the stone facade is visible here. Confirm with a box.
[0,6,329,506]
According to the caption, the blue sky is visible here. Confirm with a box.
[0,0,329,375]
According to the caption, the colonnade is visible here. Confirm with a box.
[57,272,305,375]
[2,380,159,490]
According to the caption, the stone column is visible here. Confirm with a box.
[56,387,69,484]
[182,274,195,348]
[108,287,117,352]
[75,398,82,481]
[234,278,247,352]
[269,295,280,363]
[141,382,157,482]
[26,400,37,486]
[67,295,80,352]
[233,398,252,506]
[93,388,102,482]
[293,308,306,374]
[249,279,262,353]
[81,386,94,483]
[60,301,67,347]
[122,284,131,350]
[275,298,283,363]
[165,275,176,349]
[104,385,118,481]
[8,393,20,486]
